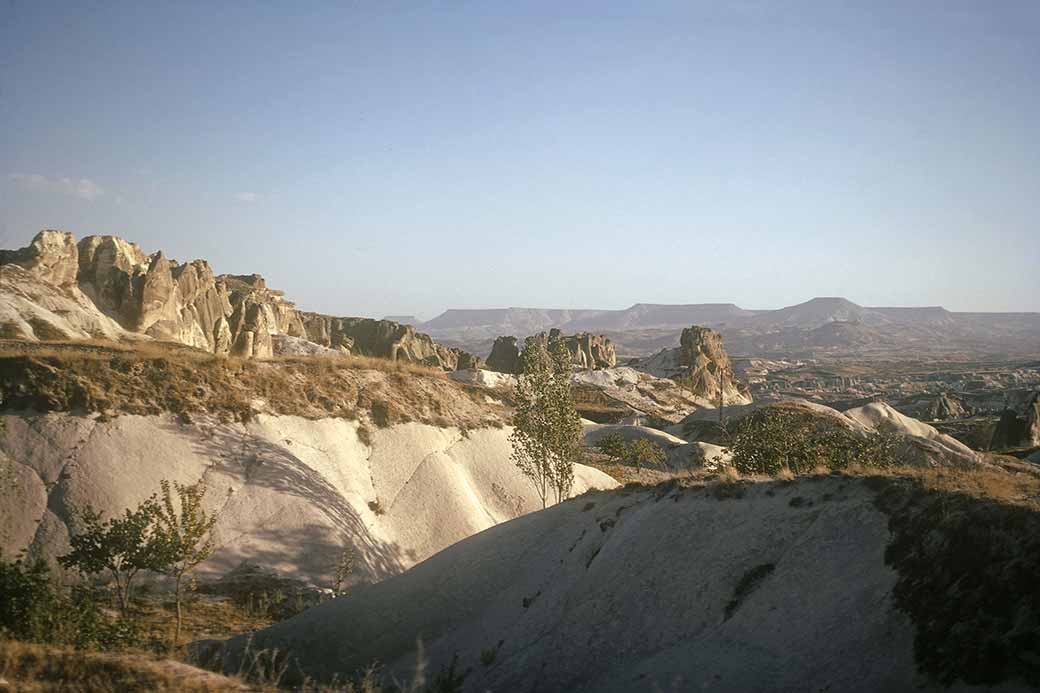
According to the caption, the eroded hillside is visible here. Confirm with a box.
[217,468,1040,691]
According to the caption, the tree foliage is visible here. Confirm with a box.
[510,334,583,508]
[1,552,138,649]
[59,499,165,617]
[727,408,899,475]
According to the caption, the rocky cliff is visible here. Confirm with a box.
[301,313,481,370]
[0,230,476,369]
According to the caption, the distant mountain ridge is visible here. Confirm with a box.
[421,297,1040,360]
[422,297,1037,335]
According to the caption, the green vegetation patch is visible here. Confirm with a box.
[727,407,898,475]
[871,476,1040,686]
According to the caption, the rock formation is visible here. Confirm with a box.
[550,329,617,370]
[486,336,521,373]
[0,229,80,286]
[0,230,476,369]
[0,231,126,341]
[485,331,616,374]
[301,314,477,370]
[635,325,749,406]
[925,393,967,421]
[989,393,1040,450]
[1028,394,1040,447]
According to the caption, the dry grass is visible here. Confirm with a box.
[0,340,508,430]
[0,640,249,692]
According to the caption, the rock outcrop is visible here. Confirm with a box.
[0,229,80,286]
[989,393,1040,450]
[0,231,127,341]
[486,336,521,373]
[301,314,479,370]
[0,230,474,369]
[925,392,967,421]
[1028,394,1040,447]
[485,331,616,374]
[635,325,750,407]
[551,329,617,370]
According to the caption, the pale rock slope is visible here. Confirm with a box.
[571,366,708,423]
[0,413,616,586]
[219,477,999,692]
[582,422,730,469]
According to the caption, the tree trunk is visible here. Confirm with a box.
[112,569,128,618]
[173,574,183,646]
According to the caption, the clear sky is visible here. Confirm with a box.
[1,1,1037,318]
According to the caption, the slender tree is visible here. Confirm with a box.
[510,334,583,508]
[150,480,219,646]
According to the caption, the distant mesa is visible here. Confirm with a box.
[382,315,419,326]
[421,296,1040,360]
[0,230,478,371]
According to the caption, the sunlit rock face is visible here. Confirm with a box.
[0,230,478,369]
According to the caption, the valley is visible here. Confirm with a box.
[0,231,1037,691]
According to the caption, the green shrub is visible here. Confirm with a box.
[728,408,898,475]
[596,433,667,472]
[627,438,667,472]
[596,432,629,460]
[0,552,140,650]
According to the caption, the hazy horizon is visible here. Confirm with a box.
[2,1,1038,317]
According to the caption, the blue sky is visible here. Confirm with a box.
[1,0,1037,318]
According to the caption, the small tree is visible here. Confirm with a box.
[332,546,356,597]
[510,334,583,508]
[151,480,220,646]
[59,498,164,618]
